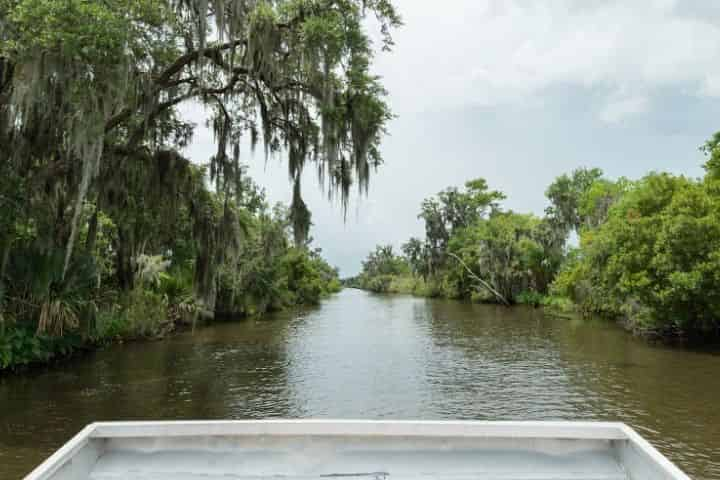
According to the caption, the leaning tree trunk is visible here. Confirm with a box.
[447,252,511,307]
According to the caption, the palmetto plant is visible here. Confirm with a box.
[37,297,79,337]
[6,249,96,336]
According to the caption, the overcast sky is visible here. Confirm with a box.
[184,0,720,276]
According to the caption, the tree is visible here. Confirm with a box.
[361,245,407,277]
[418,198,448,273]
[401,237,428,279]
[1,0,386,348]
[0,0,398,327]
[418,178,504,274]
[545,167,604,236]
[701,131,720,179]
[464,212,541,301]
[1,0,400,279]
[577,177,629,230]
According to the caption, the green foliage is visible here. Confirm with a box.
[282,248,326,305]
[0,326,83,371]
[515,290,547,307]
[1,0,371,369]
[6,0,166,61]
[469,211,545,301]
[361,245,409,277]
[215,205,342,317]
[552,171,720,335]
[417,178,505,275]
[4,248,97,336]
[120,289,171,338]
[545,167,604,235]
[356,178,564,304]
[2,0,399,260]
[94,289,170,341]
[93,308,130,342]
[357,178,565,303]
[358,145,720,340]
[354,245,411,292]
[701,131,720,179]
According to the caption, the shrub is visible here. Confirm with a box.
[94,307,129,341]
[0,326,83,371]
[516,290,546,307]
[94,289,170,340]
[123,289,170,338]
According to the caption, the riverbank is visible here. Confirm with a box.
[346,273,573,309]
[348,274,720,342]
[0,283,342,374]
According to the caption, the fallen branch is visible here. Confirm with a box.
[447,252,511,307]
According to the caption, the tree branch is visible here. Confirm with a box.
[447,252,511,306]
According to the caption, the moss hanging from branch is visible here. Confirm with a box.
[290,175,311,247]
[2,0,400,310]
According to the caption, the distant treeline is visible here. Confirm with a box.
[351,133,720,339]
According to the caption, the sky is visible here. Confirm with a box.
[184,0,720,276]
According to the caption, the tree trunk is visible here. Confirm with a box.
[85,209,99,254]
[115,229,135,291]
[0,239,10,303]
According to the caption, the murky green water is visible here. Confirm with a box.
[1,289,719,478]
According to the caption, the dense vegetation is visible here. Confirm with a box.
[349,177,565,305]
[0,0,399,371]
[352,137,720,338]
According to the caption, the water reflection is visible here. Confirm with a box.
[1,289,719,479]
[284,293,433,418]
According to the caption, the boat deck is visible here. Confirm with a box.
[88,447,628,480]
[25,421,691,480]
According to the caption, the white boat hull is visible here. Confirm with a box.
[23,420,692,480]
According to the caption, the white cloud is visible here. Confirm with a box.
[374,0,720,119]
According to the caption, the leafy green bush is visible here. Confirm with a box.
[362,274,394,293]
[94,307,129,341]
[326,278,342,294]
[282,249,324,305]
[516,290,546,306]
[94,289,170,340]
[122,289,170,338]
[0,326,83,371]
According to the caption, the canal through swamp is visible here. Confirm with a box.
[1,289,719,478]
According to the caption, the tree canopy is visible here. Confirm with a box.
[1,0,400,275]
[0,0,397,369]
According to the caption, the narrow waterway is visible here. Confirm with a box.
[1,289,719,479]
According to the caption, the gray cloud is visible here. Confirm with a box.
[374,0,720,115]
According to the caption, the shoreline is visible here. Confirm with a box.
[351,282,720,346]
[0,295,334,376]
